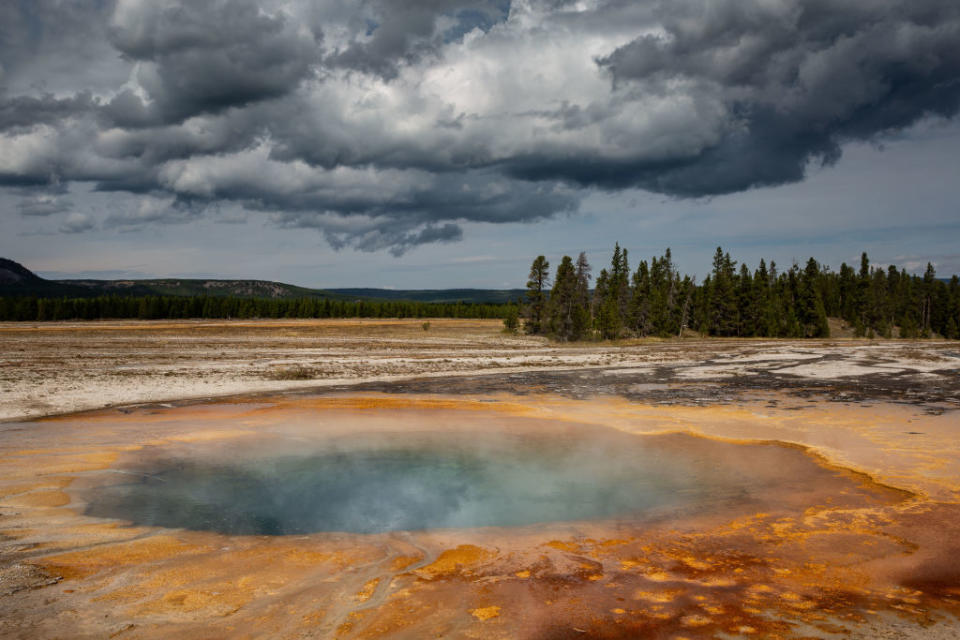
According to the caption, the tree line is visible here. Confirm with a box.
[523,246,960,341]
[4,249,957,339]
[0,294,509,322]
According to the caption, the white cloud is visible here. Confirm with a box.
[58,212,95,234]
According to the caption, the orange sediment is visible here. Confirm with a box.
[0,392,958,639]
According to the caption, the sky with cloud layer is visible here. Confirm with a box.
[2,0,959,287]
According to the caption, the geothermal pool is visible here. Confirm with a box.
[75,400,899,540]
[60,396,908,541]
[84,428,754,535]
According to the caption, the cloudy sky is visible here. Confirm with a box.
[2,0,959,288]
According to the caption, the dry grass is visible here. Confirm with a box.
[265,365,317,381]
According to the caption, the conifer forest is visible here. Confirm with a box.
[3,246,958,342]
[522,246,960,341]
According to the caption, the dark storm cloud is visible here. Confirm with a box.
[94,110,267,166]
[0,174,56,188]
[155,147,577,224]
[0,94,98,132]
[1,0,959,253]
[103,0,321,126]
[276,213,464,257]
[159,149,577,253]
[328,0,510,79]
[0,0,119,96]
[587,0,960,195]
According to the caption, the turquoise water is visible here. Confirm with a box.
[84,430,740,535]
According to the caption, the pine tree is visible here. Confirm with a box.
[780,266,803,338]
[708,247,738,336]
[572,252,593,340]
[610,243,631,329]
[595,244,629,339]
[921,263,936,337]
[676,275,695,337]
[854,252,871,334]
[945,274,959,339]
[649,250,676,336]
[838,262,856,324]
[736,263,754,336]
[547,256,578,340]
[629,260,652,337]
[524,256,550,334]
[502,305,519,332]
[868,268,890,337]
[798,258,830,337]
[696,275,712,335]
[753,259,776,337]
[594,268,618,340]
[661,248,683,336]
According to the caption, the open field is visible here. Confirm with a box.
[2,319,960,639]
[1,318,959,422]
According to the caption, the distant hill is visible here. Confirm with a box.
[0,258,520,304]
[59,278,337,299]
[327,288,525,304]
[0,258,343,300]
[0,258,41,284]
[0,258,95,297]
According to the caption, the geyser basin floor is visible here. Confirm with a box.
[1,395,959,639]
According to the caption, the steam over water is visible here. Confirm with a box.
[86,428,763,535]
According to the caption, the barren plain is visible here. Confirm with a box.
[2,319,960,639]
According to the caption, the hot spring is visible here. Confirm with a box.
[81,413,850,536]
[7,396,933,640]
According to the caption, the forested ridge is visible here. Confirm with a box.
[522,246,960,340]
[3,247,958,340]
[0,256,509,320]
[0,294,506,322]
